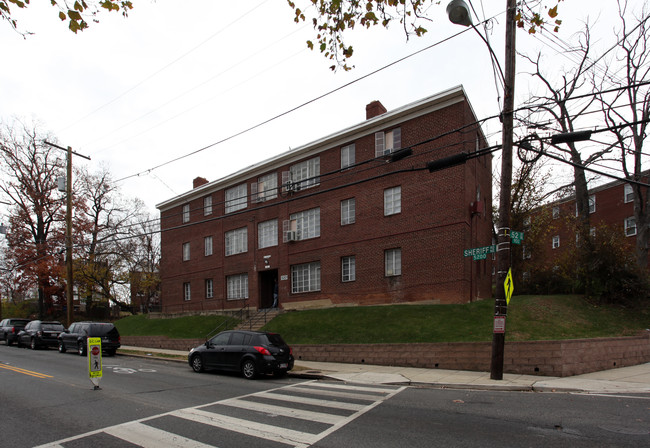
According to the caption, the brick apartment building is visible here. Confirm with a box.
[520,173,648,286]
[156,86,493,314]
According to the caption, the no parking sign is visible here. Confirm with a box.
[88,337,102,389]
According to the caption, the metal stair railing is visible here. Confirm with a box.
[204,302,249,341]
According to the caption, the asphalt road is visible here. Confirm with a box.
[0,345,648,447]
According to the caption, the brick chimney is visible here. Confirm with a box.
[193,177,208,189]
[366,100,387,120]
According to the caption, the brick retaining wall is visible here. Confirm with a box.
[122,333,650,377]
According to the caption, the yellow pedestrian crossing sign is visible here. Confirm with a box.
[504,268,514,305]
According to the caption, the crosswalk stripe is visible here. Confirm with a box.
[104,422,215,448]
[260,392,367,411]
[306,382,400,394]
[283,385,387,401]
[221,397,345,424]
[171,408,314,447]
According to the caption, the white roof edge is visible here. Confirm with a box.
[157,85,469,211]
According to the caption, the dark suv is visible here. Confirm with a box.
[58,322,121,356]
[17,320,65,349]
[188,330,294,379]
[0,318,30,346]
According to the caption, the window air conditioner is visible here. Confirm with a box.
[286,230,298,242]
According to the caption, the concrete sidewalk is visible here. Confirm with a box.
[119,345,650,394]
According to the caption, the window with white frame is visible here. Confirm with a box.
[341,143,355,169]
[342,256,356,282]
[385,248,402,276]
[290,208,320,240]
[522,245,531,260]
[552,206,559,219]
[203,196,212,215]
[205,279,214,299]
[182,242,190,261]
[589,195,596,213]
[225,227,248,256]
[375,127,401,157]
[226,273,248,300]
[624,184,634,203]
[552,235,560,249]
[255,173,278,202]
[291,262,321,293]
[625,217,637,236]
[204,236,213,256]
[182,204,190,223]
[225,183,247,213]
[258,219,278,249]
[384,186,401,216]
[341,198,356,225]
[183,282,191,301]
[288,157,320,191]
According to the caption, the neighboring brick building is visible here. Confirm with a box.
[518,173,648,288]
[156,86,493,314]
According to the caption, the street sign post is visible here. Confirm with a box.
[463,245,496,261]
[88,337,102,390]
[510,231,524,245]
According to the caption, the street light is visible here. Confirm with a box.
[448,0,516,380]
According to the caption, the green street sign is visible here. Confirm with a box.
[511,231,524,245]
[463,245,496,261]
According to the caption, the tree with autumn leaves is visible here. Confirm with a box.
[0,119,159,320]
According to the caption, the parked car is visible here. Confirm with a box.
[188,330,294,379]
[58,322,121,356]
[17,320,65,350]
[0,318,30,346]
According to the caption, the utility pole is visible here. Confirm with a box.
[490,0,517,380]
[44,141,90,327]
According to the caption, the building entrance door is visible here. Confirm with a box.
[258,270,278,309]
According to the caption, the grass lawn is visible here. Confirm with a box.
[115,295,649,344]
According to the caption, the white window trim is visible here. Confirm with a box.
[203,196,212,216]
[291,262,321,293]
[341,198,356,225]
[183,282,191,301]
[225,184,247,214]
[375,127,401,157]
[182,242,190,261]
[552,235,560,249]
[258,219,278,249]
[182,204,190,223]
[289,208,320,241]
[384,186,402,216]
[385,248,402,277]
[625,217,637,236]
[342,256,356,282]
[205,279,214,299]
[341,143,355,169]
[225,227,248,256]
[204,236,213,256]
[624,184,634,203]
[226,273,249,300]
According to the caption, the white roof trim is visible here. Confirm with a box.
[157,85,469,211]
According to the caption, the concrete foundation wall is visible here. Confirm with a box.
[121,333,650,377]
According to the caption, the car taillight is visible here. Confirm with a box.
[254,346,271,356]
[11,327,16,334]
[289,347,293,355]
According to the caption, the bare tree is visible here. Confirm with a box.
[595,0,650,269]
[0,119,66,318]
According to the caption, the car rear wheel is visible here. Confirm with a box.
[78,342,86,356]
[30,338,37,350]
[5,335,11,346]
[241,359,257,380]
[190,355,204,373]
[58,341,66,353]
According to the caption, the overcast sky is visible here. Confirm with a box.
[0,0,632,221]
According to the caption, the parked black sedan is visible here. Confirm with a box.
[17,320,65,350]
[188,330,294,379]
[58,321,121,356]
[0,318,30,346]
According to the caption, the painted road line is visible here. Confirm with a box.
[220,397,345,424]
[260,391,367,411]
[104,422,215,448]
[0,363,52,378]
[283,385,388,401]
[172,407,316,447]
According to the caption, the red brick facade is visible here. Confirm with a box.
[157,87,493,314]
